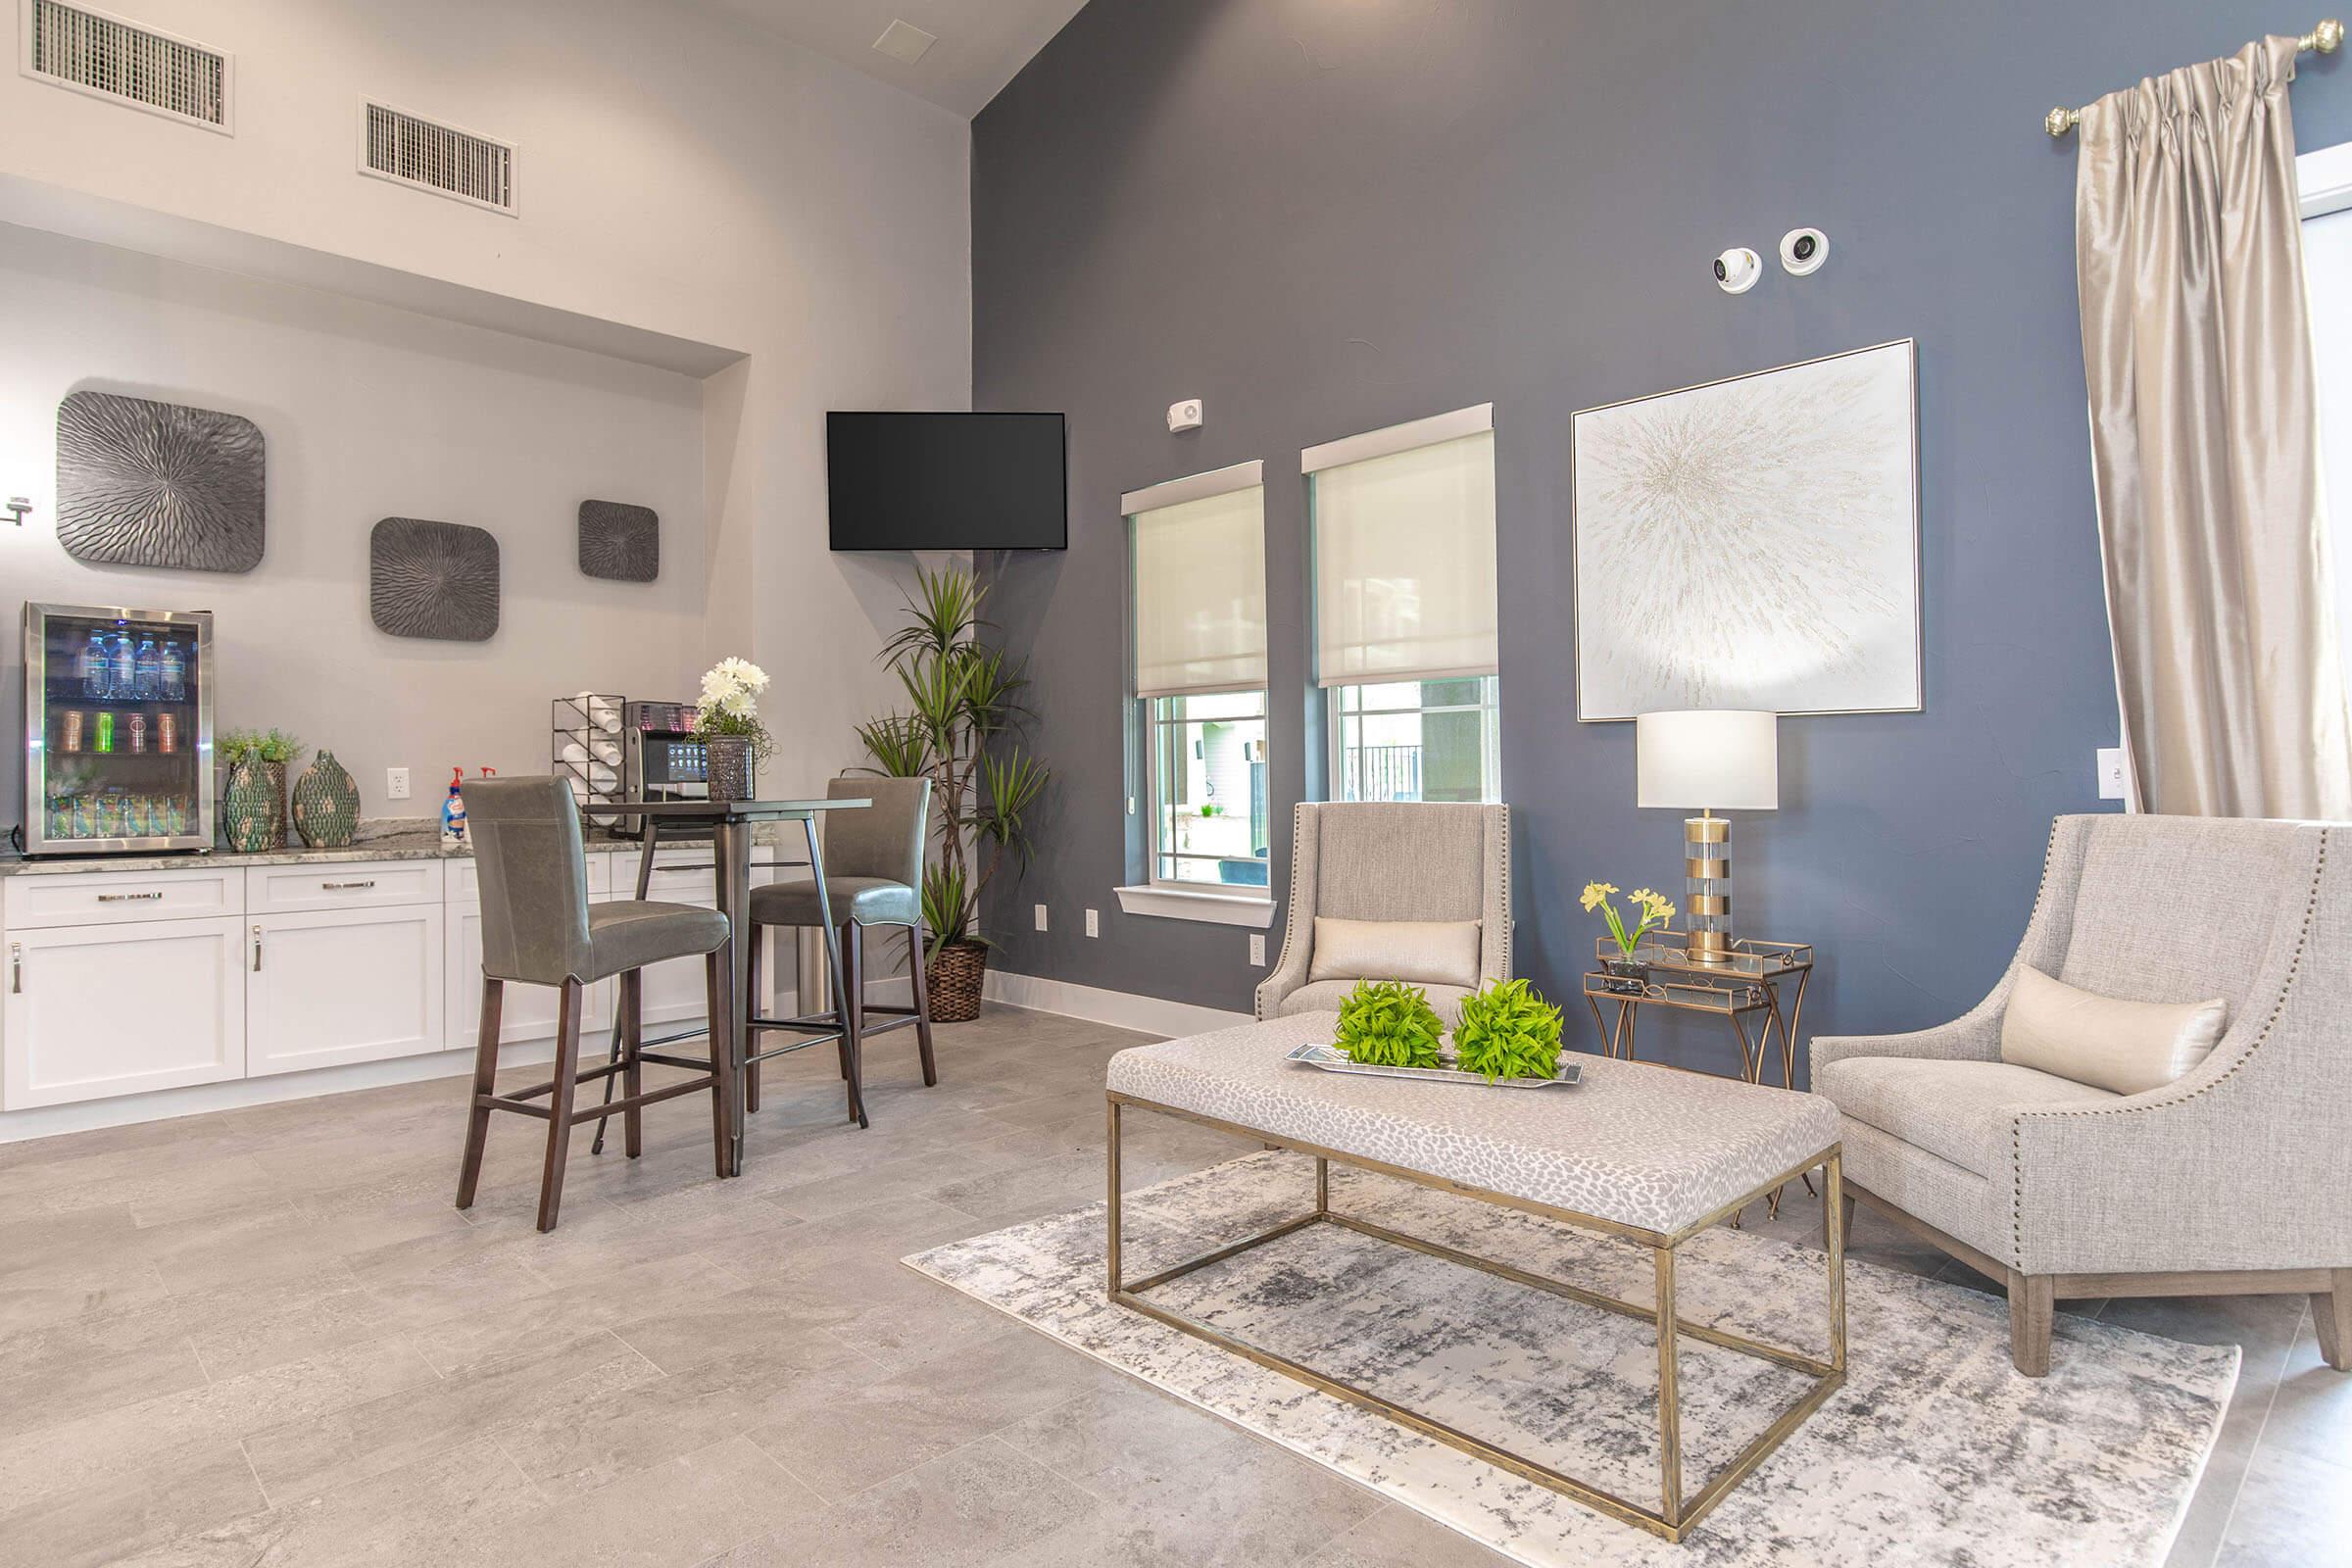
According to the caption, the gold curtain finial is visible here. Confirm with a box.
[2045,18,2342,135]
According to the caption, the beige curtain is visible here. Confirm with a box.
[2076,35,2352,819]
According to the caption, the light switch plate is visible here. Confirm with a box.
[2095,748,2129,801]
[1249,933,1266,966]
[1085,908,1100,938]
[386,767,411,800]
[1034,903,1050,932]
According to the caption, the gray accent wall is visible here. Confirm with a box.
[970,0,2349,1074]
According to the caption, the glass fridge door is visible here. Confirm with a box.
[24,604,215,854]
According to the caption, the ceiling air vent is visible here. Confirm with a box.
[359,101,515,216]
[21,0,232,132]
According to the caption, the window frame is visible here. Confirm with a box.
[2299,138,2352,716]
[1144,688,1272,891]
[1325,675,1502,805]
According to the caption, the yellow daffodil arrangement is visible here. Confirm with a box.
[1582,881,1676,960]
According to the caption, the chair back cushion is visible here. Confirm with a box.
[1306,917,1483,989]
[2000,963,2227,1096]
[822,775,930,886]
[460,775,595,986]
[1312,803,1490,922]
[2058,816,2308,1016]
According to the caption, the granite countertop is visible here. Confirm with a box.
[0,819,807,876]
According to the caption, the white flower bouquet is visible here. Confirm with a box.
[691,657,773,760]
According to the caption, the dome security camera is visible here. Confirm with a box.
[1780,227,1829,276]
[1714,247,1762,295]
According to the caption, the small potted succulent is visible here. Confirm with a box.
[1583,881,1675,994]
[220,728,302,852]
[1332,979,1446,1069]
[1452,977,1567,1082]
[690,657,772,805]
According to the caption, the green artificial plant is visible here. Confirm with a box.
[220,728,303,766]
[1332,979,1446,1069]
[855,564,1051,959]
[1451,977,1566,1082]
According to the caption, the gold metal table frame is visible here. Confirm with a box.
[1106,1093,1847,1544]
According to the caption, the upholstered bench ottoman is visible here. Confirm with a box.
[1103,1010,1845,1543]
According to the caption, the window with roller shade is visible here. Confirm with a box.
[1125,463,1271,890]
[1305,406,1500,803]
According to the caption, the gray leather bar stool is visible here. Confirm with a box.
[744,775,936,1129]
[455,776,732,1231]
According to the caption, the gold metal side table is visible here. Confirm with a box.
[1582,934,1815,1089]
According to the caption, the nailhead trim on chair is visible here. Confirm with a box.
[1258,800,1313,1022]
[2006,825,2330,1268]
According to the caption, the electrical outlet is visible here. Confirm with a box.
[1034,903,1049,932]
[386,767,411,800]
[1084,907,1100,938]
[2095,748,2129,802]
[1249,933,1266,966]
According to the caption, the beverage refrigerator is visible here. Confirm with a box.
[22,602,216,856]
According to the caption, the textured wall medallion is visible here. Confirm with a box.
[578,500,660,582]
[369,517,501,641]
[56,390,267,572]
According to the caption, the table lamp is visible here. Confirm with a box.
[1636,710,1779,965]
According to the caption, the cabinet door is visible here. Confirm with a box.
[443,901,612,1050]
[633,870,785,1036]
[248,906,445,1077]
[3,916,245,1107]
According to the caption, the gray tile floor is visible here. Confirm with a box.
[0,1005,2342,1566]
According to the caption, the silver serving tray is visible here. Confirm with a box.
[1284,1041,1582,1090]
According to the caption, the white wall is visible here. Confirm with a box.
[0,0,972,819]
[0,220,707,825]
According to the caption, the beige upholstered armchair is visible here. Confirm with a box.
[1255,801,1511,1027]
[1812,814,2350,1377]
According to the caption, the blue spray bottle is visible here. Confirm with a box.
[441,766,467,847]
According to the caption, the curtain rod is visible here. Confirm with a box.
[2044,18,2342,135]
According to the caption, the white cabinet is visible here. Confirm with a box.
[443,852,613,1052]
[3,916,246,1107]
[248,904,445,1077]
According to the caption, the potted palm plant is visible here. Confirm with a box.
[856,564,1049,1021]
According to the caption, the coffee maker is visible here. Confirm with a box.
[618,700,707,838]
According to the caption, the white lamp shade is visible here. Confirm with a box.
[1636,710,1779,810]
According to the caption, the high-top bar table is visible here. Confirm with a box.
[579,796,869,1177]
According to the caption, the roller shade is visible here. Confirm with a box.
[1307,407,1496,687]
[1127,462,1267,699]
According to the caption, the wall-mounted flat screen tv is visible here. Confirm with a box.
[826,412,1068,551]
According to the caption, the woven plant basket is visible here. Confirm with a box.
[925,939,988,1023]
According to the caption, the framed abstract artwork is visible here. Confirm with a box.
[578,500,659,582]
[1571,339,1921,720]
[369,516,501,641]
[56,390,267,572]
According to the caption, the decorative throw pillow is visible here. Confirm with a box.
[1307,917,1482,990]
[2000,963,2227,1097]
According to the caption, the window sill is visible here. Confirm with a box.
[1113,883,1279,928]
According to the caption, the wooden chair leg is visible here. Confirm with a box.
[456,978,504,1209]
[906,926,938,1088]
[2008,1270,2054,1377]
[535,980,584,1233]
[703,951,730,1178]
[619,969,644,1159]
[744,932,762,1114]
[842,920,867,1128]
[2317,1270,2351,1372]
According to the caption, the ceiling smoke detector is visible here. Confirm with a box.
[872,20,938,65]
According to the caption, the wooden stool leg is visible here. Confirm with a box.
[2317,1270,2351,1372]
[2008,1270,2054,1377]
[842,920,867,1128]
[456,978,504,1209]
[535,980,584,1233]
[906,926,938,1088]
[703,951,731,1177]
[744,932,762,1114]
[619,969,644,1159]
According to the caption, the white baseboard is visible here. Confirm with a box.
[982,969,1251,1039]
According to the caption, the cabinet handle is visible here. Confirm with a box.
[319,879,376,891]
[9,944,19,995]
[252,926,263,972]
[96,891,165,904]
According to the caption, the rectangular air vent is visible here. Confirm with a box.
[21,0,232,131]
[359,101,515,215]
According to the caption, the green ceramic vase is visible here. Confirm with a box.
[222,759,287,853]
[292,750,361,849]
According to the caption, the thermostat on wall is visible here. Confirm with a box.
[1167,398,1203,433]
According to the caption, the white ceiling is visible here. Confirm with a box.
[694,0,1089,118]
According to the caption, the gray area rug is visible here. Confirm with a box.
[904,1152,2237,1566]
